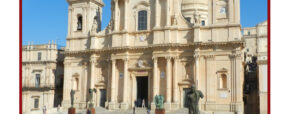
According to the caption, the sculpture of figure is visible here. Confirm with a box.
[187,84,204,114]
[173,14,178,26]
[91,17,98,33]
[193,10,201,25]
[88,88,97,108]
[70,90,75,108]
[154,95,164,109]
[77,18,82,30]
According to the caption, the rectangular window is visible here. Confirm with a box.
[34,98,39,109]
[248,31,251,36]
[138,10,147,30]
[38,52,41,61]
[35,74,40,88]
[201,20,205,26]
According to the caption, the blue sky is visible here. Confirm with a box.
[23,0,267,46]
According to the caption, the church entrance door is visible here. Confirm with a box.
[99,89,106,108]
[136,76,148,108]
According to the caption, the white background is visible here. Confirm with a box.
[0,0,19,113]
[271,0,291,113]
[0,0,289,114]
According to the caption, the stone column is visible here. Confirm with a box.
[62,62,71,108]
[154,0,160,28]
[151,57,158,109]
[121,58,129,109]
[109,59,117,109]
[114,0,119,31]
[234,0,240,24]
[165,56,172,110]
[80,62,88,108]
[166,0,170,27]
[153,57,158,98]
[123,0,128,31]
[205,55,216,103]
[90,55,97,89]
[173,57,178,102]
[228,0,234,23]
[229,54,244,112]
[194,53,200,88]
[172,57,179,109]
[212,0,216,24]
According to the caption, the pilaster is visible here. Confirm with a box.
[165,56,172,110]
[121,57,129,110]
[109,59,117,110]
[204,55,216,107]
[154,0,160,28]
[114,0,119,32]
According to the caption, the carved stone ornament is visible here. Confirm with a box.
[137,60,144,68]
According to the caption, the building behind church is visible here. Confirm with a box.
[22,42,64,114]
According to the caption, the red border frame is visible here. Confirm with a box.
[267,0,271,113]
[19,0,23,113]
[18,0,271,114]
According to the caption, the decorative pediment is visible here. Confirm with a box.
[133,1,150,9]
[216,68,228,74]
[72,73,80,77]
[178,79,193,86]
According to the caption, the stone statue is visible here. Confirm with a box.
[187,85,204,114]
[88,88,97,108]
[193,10,201,25]
[77,19,82,30]
[154,95,164,109]
[91,17,98,33]
[173,14,178,26]
[70,90,75,108]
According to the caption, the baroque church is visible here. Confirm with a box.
[62,0,244,113]
[23,0,246,114]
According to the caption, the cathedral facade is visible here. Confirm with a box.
[62,0,244,113]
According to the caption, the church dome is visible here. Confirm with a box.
[181,0,209,24]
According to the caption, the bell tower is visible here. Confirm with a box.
[66,0,104,38]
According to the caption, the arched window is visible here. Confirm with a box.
[138,10,147,30]
[220,74,227,89]
[77,15,83,31]
[73,78,79,91]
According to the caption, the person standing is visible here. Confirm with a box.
[142,99,145,108]
[42,105,47,114]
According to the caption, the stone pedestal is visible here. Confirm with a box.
[79,102,87,109]
[120,103,129,110]
[151,103,156,110]
[171,102,179,110]
[108,102,116,110]
[86,108,95,114]
[155,109,165,114]
[68,108,76,114]
[164,102,171,110]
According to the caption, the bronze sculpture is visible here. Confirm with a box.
[88,88,97,108]
[70,90,75,108]
[154,95,164,109]
[187,85,204,114]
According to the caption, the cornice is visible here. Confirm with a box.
[22,61,57,65]
[62,41,244,56]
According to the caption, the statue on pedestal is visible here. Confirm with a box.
[187,84,204,114]
[154,95,164,109]
[88,88,97,108]
[193,10,201,25]
[70,90,75,108]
